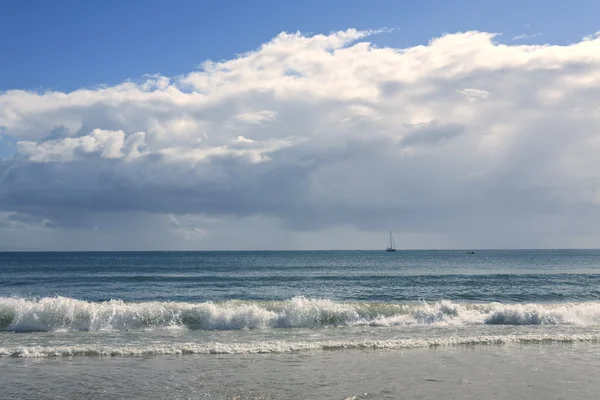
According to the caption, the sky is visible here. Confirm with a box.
[1,0,600,250]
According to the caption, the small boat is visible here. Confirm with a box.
[386,231,396,252]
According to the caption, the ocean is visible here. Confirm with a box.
[1,250,600,399]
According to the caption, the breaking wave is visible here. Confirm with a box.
[2,296,600,332]
[2,334,600,357]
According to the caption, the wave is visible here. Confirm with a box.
[2,296,600,332]
[2,333,600,357]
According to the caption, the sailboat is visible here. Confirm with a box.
[386,231,396,252]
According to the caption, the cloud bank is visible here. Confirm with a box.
[2,29,600,250]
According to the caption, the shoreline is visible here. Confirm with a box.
[2,342,598,399]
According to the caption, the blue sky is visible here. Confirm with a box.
[2,0,599,93]
[2,1,600,249]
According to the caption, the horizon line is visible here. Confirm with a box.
[1,248,599,253]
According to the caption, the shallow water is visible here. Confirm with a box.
[2,343,598,399]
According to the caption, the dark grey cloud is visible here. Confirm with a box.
[401,122,465,147]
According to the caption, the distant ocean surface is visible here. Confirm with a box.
[2,250,600,399]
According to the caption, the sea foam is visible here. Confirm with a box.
[2,296,600,332]
[2,333,600,357]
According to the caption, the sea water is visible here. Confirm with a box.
[1,250,600,399]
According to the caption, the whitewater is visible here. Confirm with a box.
[3,296,600,332]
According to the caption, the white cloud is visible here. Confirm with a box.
[455,88,490,102]
[2,29,600,249]
[17,129,135,162]
[235,110,277,124]
[512,33,542,41]
[235,136,254,143]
